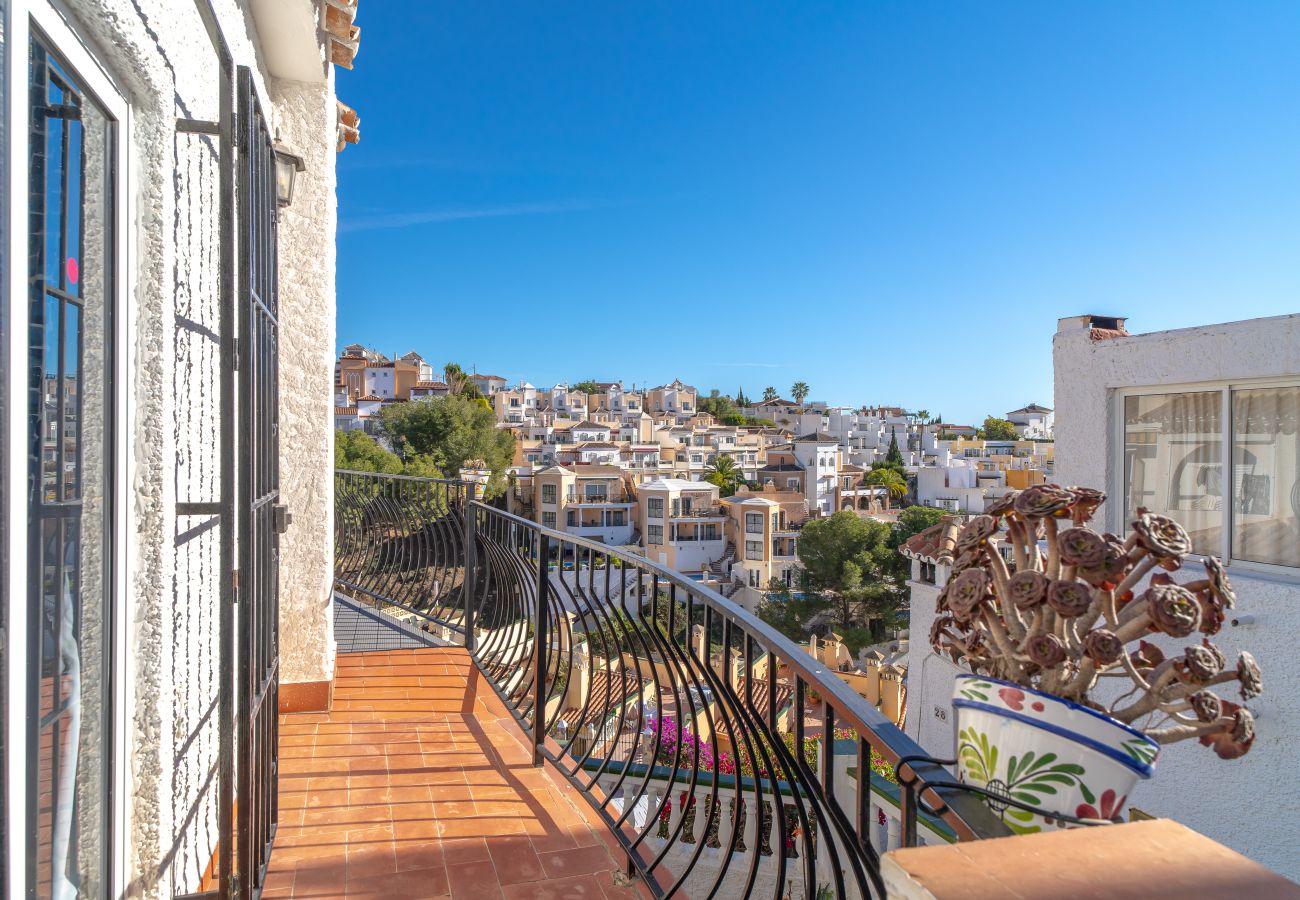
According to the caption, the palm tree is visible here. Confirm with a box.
[865,467,907,511]
[443,362,481,398]
[762,386,779,403]
[704,454,743,496]
[791,381,810,405]
[916,409,930,424]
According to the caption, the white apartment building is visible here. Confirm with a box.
[533,465,638,546]
[495,381,540,424]
[789,433,842,515]
[549,383,589,418]
[719,489,807,611]
[638,479,727,572]
[647,379,698,423]
[469,372,508,395]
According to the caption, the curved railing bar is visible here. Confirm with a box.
[469,501,1004,839]
[333,471,1011,900]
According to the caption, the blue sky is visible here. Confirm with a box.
[336,2,1300,425]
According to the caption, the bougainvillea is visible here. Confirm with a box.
[645,718,896,784]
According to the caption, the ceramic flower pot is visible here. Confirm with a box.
[951,674,1159,833]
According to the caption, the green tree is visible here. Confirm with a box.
[865,467,907,510]
[335,429,402,474]
[798,512,895,592]
[757,585,832,643]
[378,394,514,495]
[697,392,739,421]
[704,453,743,496]
[916,409,930,423]
[885,428,904,467]
[400,453,445,478]
[978,416,1019,441]
[791,381,810,405]
[892,505,947,544]
[793,511,904,641]
[572,380,603,395]
[736,386,749,407]
[762,386,779,402]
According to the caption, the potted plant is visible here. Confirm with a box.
[930,485,1262,833]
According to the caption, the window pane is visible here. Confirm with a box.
[1231,386,1300,568]
[1123,392,1222,555]
[28,36,114,896]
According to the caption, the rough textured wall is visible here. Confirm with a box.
[1053,315,1300,880]
[167,124,224,894]
[47,0,311,894]
[271,73,337,687]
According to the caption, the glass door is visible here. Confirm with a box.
[26,27,116,897]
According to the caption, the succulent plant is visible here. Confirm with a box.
[930,487,1262,756]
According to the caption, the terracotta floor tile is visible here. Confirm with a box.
[346,839,397,878]
[501,873,608,900]
[486,835,545,886]
[536,844,620,880]
[438,836,491,862]
[264,648,622,900]
[391,818,441,841]
[369,864,451,899]
[392,835,446,873]
[445,858,505,900]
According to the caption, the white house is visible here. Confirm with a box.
[1050,312,1299,879]
[790,432,842,515]
[905,312,1300,882]
[913,457,1007,513]
[1005,402,1054,439]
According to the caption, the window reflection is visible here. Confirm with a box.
[28,36,114,897]
[1232,387,1300,568]
[1123,392,1222,556]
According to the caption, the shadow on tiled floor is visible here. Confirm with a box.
[266,647,646,899]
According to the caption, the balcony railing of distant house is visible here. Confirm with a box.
[333,470,1007,899]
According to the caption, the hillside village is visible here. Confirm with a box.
[334,343,1054,615]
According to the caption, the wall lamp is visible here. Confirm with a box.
[273,144,306,208]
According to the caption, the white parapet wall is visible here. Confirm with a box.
[1052,313,1300,880]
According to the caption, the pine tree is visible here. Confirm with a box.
[885,428,904,467]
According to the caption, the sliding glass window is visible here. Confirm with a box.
[1122,385,1300,572]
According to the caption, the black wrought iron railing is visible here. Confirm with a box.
[333,469,1006,899]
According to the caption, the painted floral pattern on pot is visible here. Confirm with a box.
[953,674,1157,833]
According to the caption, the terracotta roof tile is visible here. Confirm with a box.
[558,668,646,727]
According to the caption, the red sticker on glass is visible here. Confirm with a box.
[67,258,79,285]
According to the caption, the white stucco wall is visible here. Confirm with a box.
[902,563,960,758]
[37,0,337,894]
[666,538,726,572]
[271,72,337,689]
[1053,313,1300,880]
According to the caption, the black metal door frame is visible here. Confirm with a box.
[235,65,281,900]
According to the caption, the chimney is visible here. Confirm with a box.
[1057,314,1129,340]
